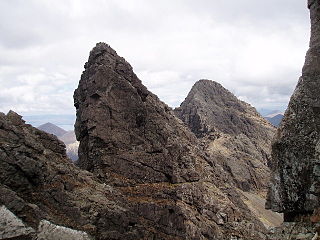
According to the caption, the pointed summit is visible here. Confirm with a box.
[38,122,67,137]
[174,80,276,194]
[174,79,273,138]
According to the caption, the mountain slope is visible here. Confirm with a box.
[174,79,276,193]
[37,123,78,161]
[59,130,76,144]
[0,111,134,239]
[264,113,284,127]
[38,122,67,137]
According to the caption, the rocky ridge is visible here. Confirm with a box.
[174,80,275,193]
[73,42,269,239]
[0,110,145,239]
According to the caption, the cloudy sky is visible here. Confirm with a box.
[0,0,310,119]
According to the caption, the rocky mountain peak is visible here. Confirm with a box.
[74,43,200,183]
[38,122,67,137]
[174,79,274,139]
[186,79,239,104]
[174,79,276,194]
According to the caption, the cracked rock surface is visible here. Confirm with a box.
[0,110,138,239]
[266,0,320,222]
[0,205,34,239]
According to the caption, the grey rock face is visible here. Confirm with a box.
[174,80,275,192]
[74,42,203,185]
[267,222,320,240]
[266,0,320,221]
[37,220,91,240]
[0,206,92,240]
[74,43,268,239]
[0,205,34,239]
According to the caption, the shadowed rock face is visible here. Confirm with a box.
[266,0,320,221]
[0,111,143,239]
[174,80,275,193]
[74,43,203,185]
[74,43,268,239]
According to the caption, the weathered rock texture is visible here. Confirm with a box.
[0,110,140,239]
[267,222,320,240]
[0,205,92,240]
[174,80,275,193]
[74,42,269,239]
[0,205,34,239]
[174,80,273,139]
[266,0,320,222]
[37,220,92,240]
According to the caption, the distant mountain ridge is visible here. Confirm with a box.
[263,111,284,127]
[37,122,78,161]
[23,114,75,130]
[264,114,284,127]
[38,122,67,137]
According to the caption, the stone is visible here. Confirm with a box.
[174,80,275,193]
[73,42,269,239]
[0,111,136,239]
[266,0,320,221]
[267,222,320,240]
[0,205,34,240]
[37,220,91,240]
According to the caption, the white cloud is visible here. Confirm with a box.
[0,0,311,116]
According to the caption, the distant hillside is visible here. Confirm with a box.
[23,114,75,130]
[265,114,283,127]
[174,79,281,227]
[59,130,76,145]
[38,122,67,137]
[264,111,284,127]
[174,80,275,191]
[37,122,78,161]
